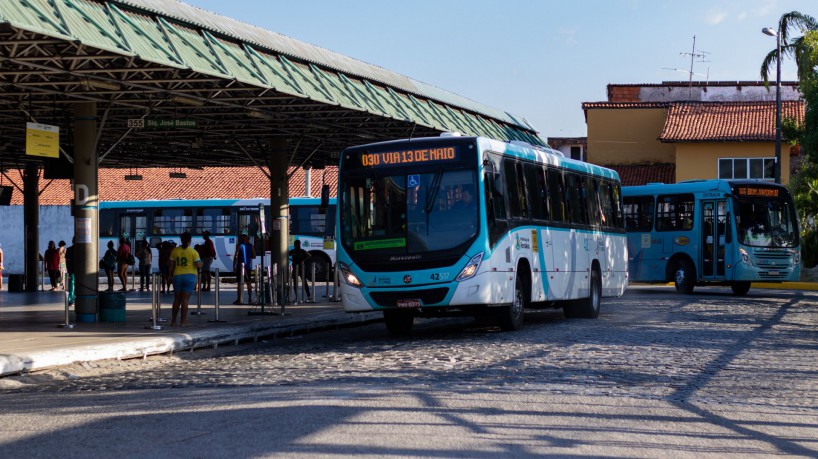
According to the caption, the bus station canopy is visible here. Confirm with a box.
[0,0,543,171]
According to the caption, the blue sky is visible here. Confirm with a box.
[184,0,815,138]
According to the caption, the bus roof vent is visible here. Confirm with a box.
[440,131,462,137]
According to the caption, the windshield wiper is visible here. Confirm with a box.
[425,168,444,214]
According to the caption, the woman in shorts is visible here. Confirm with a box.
[169,232,202,327]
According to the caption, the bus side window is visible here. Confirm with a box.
[524,164,547,221]
[547,168,565,223]
[565,173,586,226]
[624,196,654,231]
[612,182,624,230]
[656,194,694,231]
[504,159,522,218]
[584,177,600,227]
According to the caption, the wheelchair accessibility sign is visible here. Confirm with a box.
[408,174,420,188]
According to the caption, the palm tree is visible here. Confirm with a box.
[760,11,818,82]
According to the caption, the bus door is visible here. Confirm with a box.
[120,211,147,243]
[701,200,728,279]
[238,209,262,255]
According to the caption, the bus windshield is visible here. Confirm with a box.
[340,168,478,255]
[735,197,799,248]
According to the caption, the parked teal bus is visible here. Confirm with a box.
[336,135,628,334]
[99,197,337,280]
[622,180,801,295]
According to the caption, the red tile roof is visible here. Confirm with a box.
[5,166,338,205]
[659,101,805,142]
[609,163,675,186]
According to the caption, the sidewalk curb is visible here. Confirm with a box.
[0,311,382,377]
[752,282,818,291]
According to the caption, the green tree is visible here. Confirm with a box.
[760,11,818,82]
[760,15,818,268]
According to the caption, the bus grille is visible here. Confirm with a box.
[369,288,449,307]
[753,250,792,280]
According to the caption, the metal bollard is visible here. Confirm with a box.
[324,262,330,299]
[252,265,264,304]
[208,268,226,323]
[238,262,245,304]
[269,264,277,306]
[146,273,163,330]
[309,262,316,303]
[58,272,74,329]
[192,268,206,315]
[329,262,340,302]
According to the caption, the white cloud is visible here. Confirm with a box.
[705,9,728,25]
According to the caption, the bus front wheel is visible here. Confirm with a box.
[498,276,526,331]
[384,309,414,336]
[731,281,751,296]
[673,259,695,294]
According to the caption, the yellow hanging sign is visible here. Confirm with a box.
[25,122,60,158]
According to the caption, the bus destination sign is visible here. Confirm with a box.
[359,146,458,168]
[735,186,780,198]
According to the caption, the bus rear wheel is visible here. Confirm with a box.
[564,268,601,319]
[731,281,751,296]
[673,259,695,294]
[384,309,414,336]
[498,276,526,331]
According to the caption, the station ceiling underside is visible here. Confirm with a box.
[0,0,542,172]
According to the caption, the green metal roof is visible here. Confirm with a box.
[0,0,542,145]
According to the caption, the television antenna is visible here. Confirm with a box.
[662,35,711,98]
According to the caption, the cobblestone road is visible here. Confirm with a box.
[1,286,817,458]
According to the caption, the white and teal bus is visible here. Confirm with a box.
[622,180,801,295]
[99,197,337,280]
[336,135,628,334]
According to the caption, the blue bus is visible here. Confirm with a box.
[336,135,628,334]
[99,197,337,279]
[622,180,801,295]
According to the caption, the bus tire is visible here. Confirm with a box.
[673,258,695,294]
[384,309,414,336]
[498,276,526,331]
[564,268,601,319]
[731,281,751,296]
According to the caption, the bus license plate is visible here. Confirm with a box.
[768,271,780,276]
[397,299,421,308]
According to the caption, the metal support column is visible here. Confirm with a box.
[269,139,290,307]
[73,102,99,322]
[23,162,39,292]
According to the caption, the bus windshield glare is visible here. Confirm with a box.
[340,168,478,254]
[735,197,799,248]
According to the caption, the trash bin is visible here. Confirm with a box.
[99,291,126,322]
[8,274,24,292]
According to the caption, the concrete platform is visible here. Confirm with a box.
[0,282,379,377]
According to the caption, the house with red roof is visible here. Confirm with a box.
[583,81,804,185]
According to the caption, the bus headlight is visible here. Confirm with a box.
[338,262,362,288]
[739,248,750,264]
[456,252,484,281]
[795,251,801,265]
